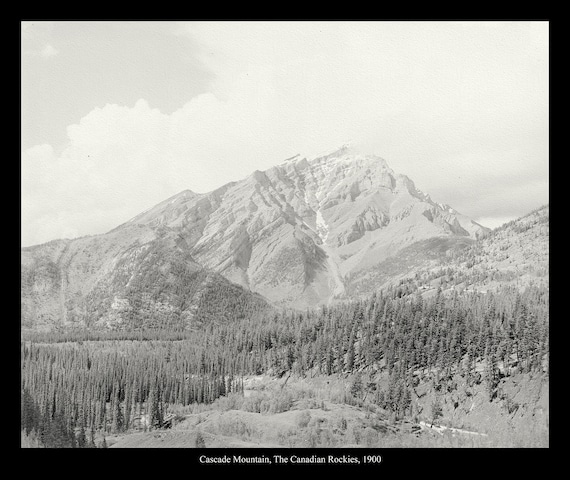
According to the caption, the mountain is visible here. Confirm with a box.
[21,225,271,331]
[21,145,491,330]
[122,145,488,307]
[394,204,549,297]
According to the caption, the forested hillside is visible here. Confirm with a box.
[400,205,549,295]
[21,235,272,332]
[21,281,548,447]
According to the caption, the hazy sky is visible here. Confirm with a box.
[21,21,549,247]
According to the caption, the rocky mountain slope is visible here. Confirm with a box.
[21,145,491,329]
[389,204,549,298]
[21,225,270,331]
[123,145,488,307]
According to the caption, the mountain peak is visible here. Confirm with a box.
[277,144,393,178]
[22,144,493,313]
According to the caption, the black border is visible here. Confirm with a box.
[16,16,555,473]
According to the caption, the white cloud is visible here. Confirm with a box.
[21,89,292,246]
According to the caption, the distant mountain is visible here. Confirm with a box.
[21,145,496,330]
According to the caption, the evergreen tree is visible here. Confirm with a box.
[195,431,206,448]
[430,395,443,424]
[77,423,86,448]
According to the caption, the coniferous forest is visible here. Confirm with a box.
[21,280,548,448]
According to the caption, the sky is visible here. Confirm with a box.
[21,21,549,247]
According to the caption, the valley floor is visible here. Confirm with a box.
[106,372,549,449]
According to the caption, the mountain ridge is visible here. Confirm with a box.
[117,146,489,307]
[23,146,532,330]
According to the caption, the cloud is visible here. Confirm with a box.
[21,90,291,246]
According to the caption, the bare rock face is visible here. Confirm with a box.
[149,147,488,308]
[123,145,488,308]
[21,145,490,329]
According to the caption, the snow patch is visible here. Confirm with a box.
[315,209,345,301]
[315,210,329,243]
